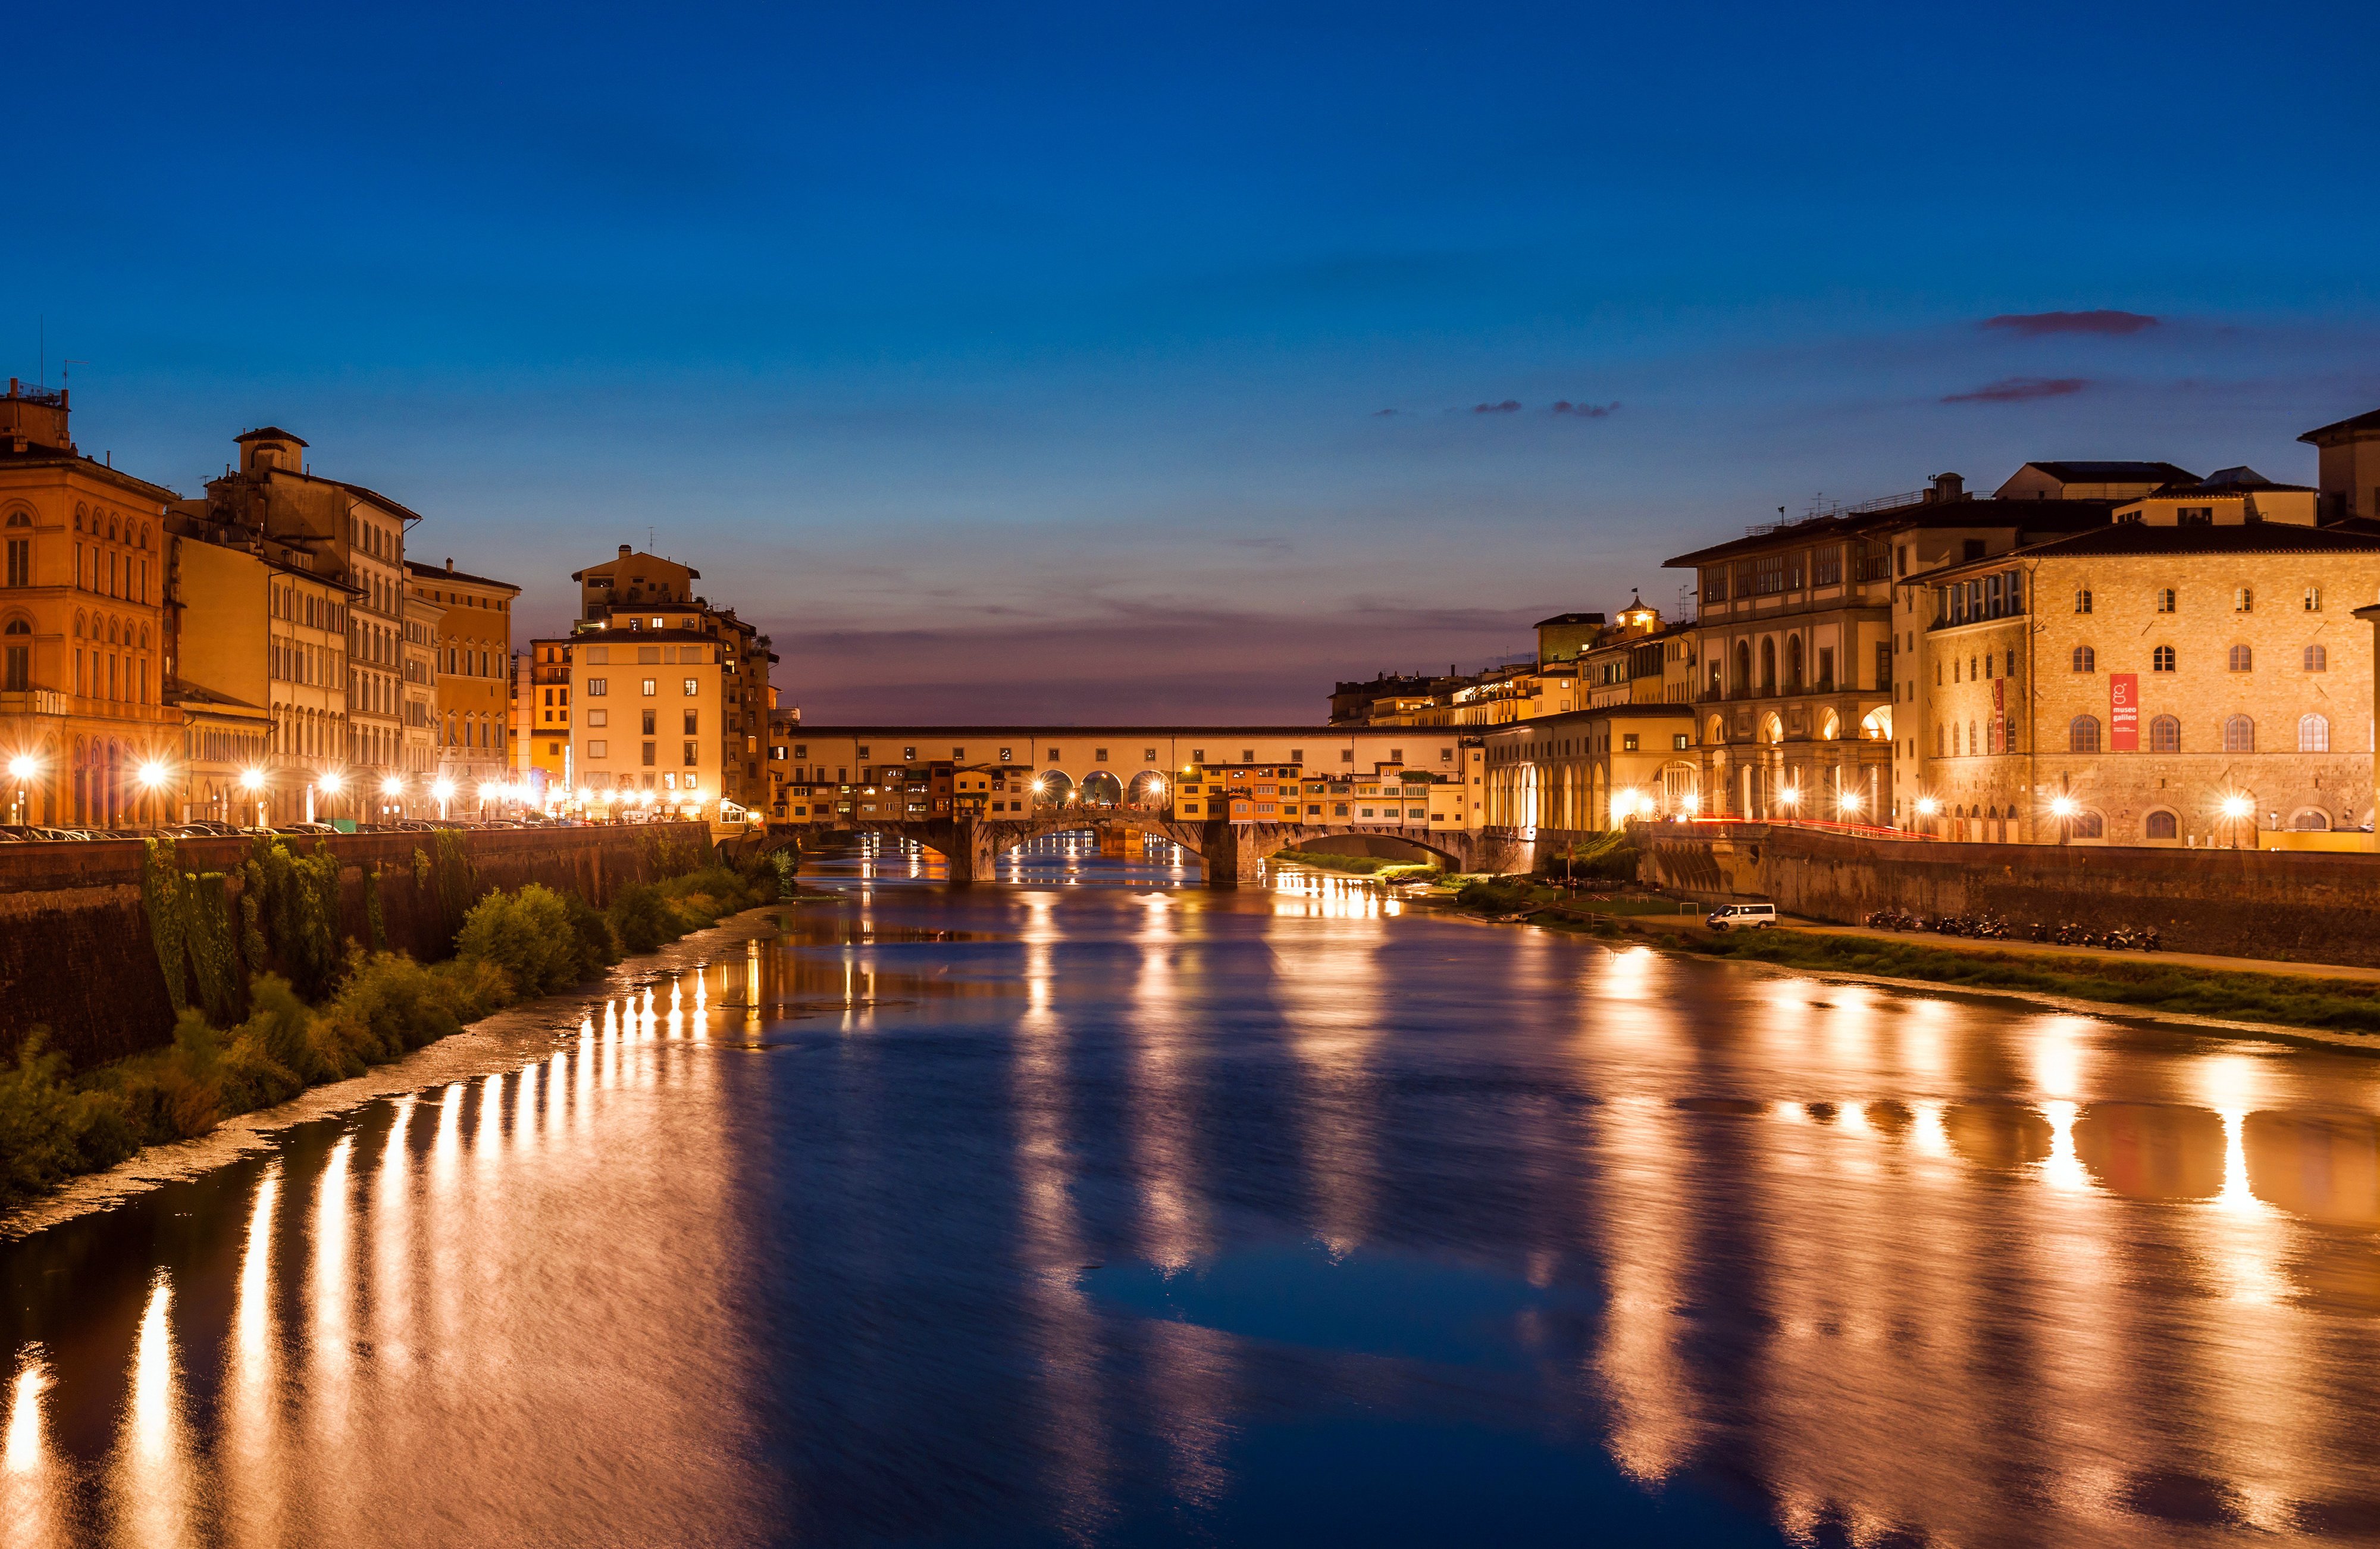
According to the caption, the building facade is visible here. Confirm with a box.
[0,382,181,828]
[1906,518,2380,846]
[193,428,422,793]
[515,639,572,797]
[408,558,519,803]
[1479,703,1701,831]
[563,627,726,816]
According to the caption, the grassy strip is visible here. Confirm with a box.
[1445,880,2380,1036]
[1669,930,2380,1033]
[1273,849,1442,880]
[0,861,775,1212]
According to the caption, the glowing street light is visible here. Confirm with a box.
[1680,792,1700,815]
[1915,796,1938,816]
[319,770,345,794]
[2219,794,2251,819]
[2049,796,2076,818]
[7,753,36,826]
[1776,786,1800,815]
[1838,790,1863,815]
[240,767,267,827]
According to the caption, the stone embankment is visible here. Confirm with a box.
[0,824,713,1067]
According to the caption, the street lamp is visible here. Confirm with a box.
[432,777,456,820]
[7,753,35,826]
[240,767,267,828]
[1777,786,1800,821]
[2220,793,2252,849]
[1838,790,1863,817]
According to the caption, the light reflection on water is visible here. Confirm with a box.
[2,845,2379,1545]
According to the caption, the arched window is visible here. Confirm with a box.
[2224,715,2255,753]
[2149,715,2181,753]
[2152,646,2176,672]
[2300,714,2331,752]
[2291,809,2331,832]
[2071,645,2096,673]
[3,617,28,692]
[2145,811,2179,840]
[1787,636,1805,692]
[2305,644,2328,672]
[1759,638,1777,694]
[2228,644,2253,672]
[2069,715,2102,753]
[4,511,27,527]
[1968,720,1978,755]
[2071,809,2105,838]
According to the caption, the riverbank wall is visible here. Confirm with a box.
[0,824,714,1068]
[1631,822,2380,967]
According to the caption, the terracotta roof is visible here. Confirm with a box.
[234,427,309,446]
[1664,497,2117,568]
[405,558,520,593]
[2018,460,2196,483]
[2300,408,2380,445]
[1915,518,2380,582]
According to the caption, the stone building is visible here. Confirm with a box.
[2303,407,2380,522]
[408,558,519,805]
[192,428,422,793]
[1479,702,1699,831]
[566,545,777,816]
[1667,471,2149,822]
[168,509,356,825]
[0,381,181,828]
[1906,517,2380,846]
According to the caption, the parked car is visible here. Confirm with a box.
[1705,902,1780,931]
[273,822,340,835]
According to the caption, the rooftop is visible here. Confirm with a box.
[2300,407,2380,445]
[2017,460,2198,483]
[405,558,521,593]
[1916,517,2380,580]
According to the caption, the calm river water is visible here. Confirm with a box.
[7,835,2380,1547]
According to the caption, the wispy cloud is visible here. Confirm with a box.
[1470,399,1523,414]
[1942,376,2090,404]
[1371,407,1401,416]
[1551,399,1618,418]
[1981,309,2159,338]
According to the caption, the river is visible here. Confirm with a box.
[5,834,2379,1547]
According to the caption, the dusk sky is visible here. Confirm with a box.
[13,1,2380,722]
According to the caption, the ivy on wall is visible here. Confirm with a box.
[140,839,190,1015]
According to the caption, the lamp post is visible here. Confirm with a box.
[381,774,404,826]
[1776,785,1800,824]
[137,760,170,828]
[240,767,267,830]
[318,769,345,830]
[1837,789,1864,824]
[7,753,34,827]
[432,777,456,822]
[2219,794,2252,850]
[2049,794,2076,846]
[1915,795,1938,837]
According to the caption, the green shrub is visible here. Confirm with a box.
[1540,830,1638,883]
[562,889,621,980]
[317,950,471,1066]
[608,882,675,953]
[0,1032,140,1209]
[455,883,585,997]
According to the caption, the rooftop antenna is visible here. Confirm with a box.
[62,359,87,390]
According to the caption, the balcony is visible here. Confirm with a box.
[0,688,68,716]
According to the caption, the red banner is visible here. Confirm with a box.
[2110,672,2139,751]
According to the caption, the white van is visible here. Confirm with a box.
[1705,902,1778,931]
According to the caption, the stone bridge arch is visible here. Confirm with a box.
[820,811,1483,887]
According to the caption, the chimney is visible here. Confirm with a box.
[619,544,632,557]
[446,557,455,573]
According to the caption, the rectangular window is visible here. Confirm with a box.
[642,678,657,695]
[2234,587,2253,612]
[4,539,26,588]
[588,740,608,759]
[2304,586,2322,612]
[1095,748,1108,762]
[585,678,607,696]
[998,747,1012,762]
[1813,546,1842,587]
[1752,554,1786,595]
[1622,734,1640,751]
[587,708,607,727]
[684,741,698,766]
[641,710,657,735]
[683,678,698,696]
[641,741,657,766]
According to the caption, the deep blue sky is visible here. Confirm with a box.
[12,1,2379,721]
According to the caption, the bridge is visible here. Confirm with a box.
[817,807,1493,885]
[773,722,1514,884]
